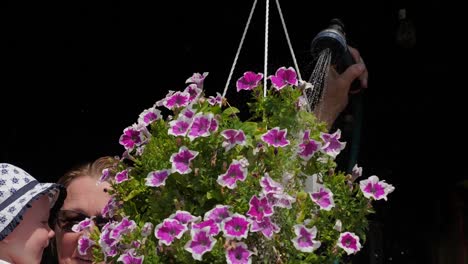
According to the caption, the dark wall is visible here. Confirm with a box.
[2,1,463,263]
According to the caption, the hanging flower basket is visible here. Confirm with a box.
[78,67,394,263]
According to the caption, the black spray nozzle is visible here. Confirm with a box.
[311,18,361,91]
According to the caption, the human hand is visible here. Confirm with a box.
[314,46,368,129]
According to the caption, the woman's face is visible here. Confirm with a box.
[54,176,111,264]
[1,196,54,264]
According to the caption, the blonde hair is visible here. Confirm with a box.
[57,156,118,187]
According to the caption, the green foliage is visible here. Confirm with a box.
[93,82,376,263]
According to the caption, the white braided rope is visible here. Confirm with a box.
[263,0,270,97]
[222,0,259,99]
[275,0,302,82]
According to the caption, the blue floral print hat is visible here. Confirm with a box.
[0,163,66,240]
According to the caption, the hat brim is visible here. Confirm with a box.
[0,182,66,241]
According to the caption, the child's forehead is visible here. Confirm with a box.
[29,196,51,216]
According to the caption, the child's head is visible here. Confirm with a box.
[0,163,66,264]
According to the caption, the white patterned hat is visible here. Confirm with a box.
[0,163,66,240]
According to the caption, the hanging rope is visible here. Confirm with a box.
[275,0,302,82]
[222,0,258,99]
[263,0,270,97]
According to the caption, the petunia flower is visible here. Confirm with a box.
[297,130,321,161]
[110,217,136,240]
[188,113,214,140]
[268,67,298,90]
[250,216,280,239]
[78,235,95,255]
[117,249,144,264]
[291,225,321,252]
[168,118,191,137]
[141,222,153,237]
[226,242,253,264]
[337,232,361,255]
[236,71,263,91]
[204,205,232,224]
[261,127,290,148]
[119,125,146,151]
[192,219,220,236]
[145,169,171,187]
[138,107,161,126]
[185,72,209,88]
[217,159,248,189]
[184,227,216,261]
[72,218,93,233]
[115,169,129,184]
[320,129,346,158]
[169,210,201,225]
[221,214,250,240]
[163,91,191,110]
[310,187,335,211]
[259,173,283,194]
[170,146,199,174]
[221,129,247,152]
[208,92,223,106]
[154,219,188,246]
[359,175,395,201]
[246,195,273,221]
[99,168,111,183]
[184,84,202,102]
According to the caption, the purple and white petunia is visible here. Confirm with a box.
[337,232,361,255]
[141,222,154,237]
[236,71,263,92]
[115,169,129,184]
[226,242,253,264]
[145,169,171,187]
[78,235,95,255]
[119,125,146,151]
[208,92,223,106]
[192,219,220,236]
[250,216,280,239]
[259,173,284,194]
[320,129,346,158]
[261,127,290,148]
[291,225,321,253]
[185,72,209,88]
[170,146,199,174]
[204,205,232,224]
[217,159,248,189]
[110,217,136,240]
[138,107,161,126]
[99,223,118,257]
[268,67,299,90]
[221,129,247,152]
[266,192,296,209]
[184,227,216,261]
[101,196,118,218]
[246,195,273,221]
[117,249,144,264]
[162,91,191,110]
[154,219,188,246]
[72,218,93,233]
[168,118,191,137]
[184,84,202,102]
[359,175,395,201]
[310,186,335,211]
[169,210,201,225]
[298,130,321,161]
[99,168,111,183]
[221,213,251,240]
[188,113,215,141]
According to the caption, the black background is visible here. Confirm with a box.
[2,0,464,263]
